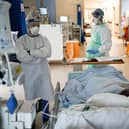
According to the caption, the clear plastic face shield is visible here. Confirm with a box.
[92,15,103,25]
[28,20,40,36]
[92,9,104,25]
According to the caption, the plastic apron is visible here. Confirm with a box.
[86,24,105,68]
[21,59,54,101]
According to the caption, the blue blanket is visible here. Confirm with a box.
[59,66,129,107]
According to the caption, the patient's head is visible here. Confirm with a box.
[120,89,129,97]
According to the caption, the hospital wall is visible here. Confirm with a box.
[23,0,84,24]
[84,0,120,23]
[23,0,36,8]
[56,0,84,23]
[84,0,121,36]
[121,0,129,17]
[0,86,25,100]
[23,0,129,24]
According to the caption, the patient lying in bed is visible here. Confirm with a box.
[53,66,129,129]
[55,93,129,129]
[59,66,129,108]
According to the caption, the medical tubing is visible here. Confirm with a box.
[43,101,49,112]
[41,124,48,129]
[41,111,57,118]
[42,102,57,118]
[5,52,14,85]
[41,91,60,119]
[41,101,57,118]
[82,114,99,129]
[15,72,24,85]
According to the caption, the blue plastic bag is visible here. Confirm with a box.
[7,91,17,114]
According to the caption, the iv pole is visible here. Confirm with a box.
[4,52,14,85]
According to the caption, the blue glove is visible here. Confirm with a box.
[86,49,99,54]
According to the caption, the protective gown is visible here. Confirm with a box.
[86,24,112,59]
[16,34,54,101]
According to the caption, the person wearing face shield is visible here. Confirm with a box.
[86,8,112,64]
[15,18,54,122]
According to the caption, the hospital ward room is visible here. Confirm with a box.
[1,0,129,129]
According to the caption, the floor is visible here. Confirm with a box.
[34,36,129,129]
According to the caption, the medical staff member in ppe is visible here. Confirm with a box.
[86,8,112,60]
[16,18,54,122]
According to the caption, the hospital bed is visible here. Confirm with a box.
[1,57,126,129]
[42,58,129,129]
[46,81,129,129]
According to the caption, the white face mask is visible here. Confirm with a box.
[30,26,39,35]
[93,17,99,25]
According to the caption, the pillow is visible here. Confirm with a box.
[86,93,129,107]
[84,107,129,129]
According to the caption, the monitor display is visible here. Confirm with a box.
[60,16,68,22]
[40,8,47,15]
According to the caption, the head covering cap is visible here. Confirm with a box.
[92,8,104,17]
[28,18,40,24]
